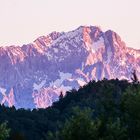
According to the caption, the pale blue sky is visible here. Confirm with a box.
[0,0,140,49]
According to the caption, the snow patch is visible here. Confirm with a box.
[0,87,15,107]
[119,76,129,80]
[46,52,53,60]
[0,87,6,95]
[91,37,105,53]
[77,78,87,86]
[106,47,112,63]
[120,59,126,66]
[33,80,46,91]
[50,72,72,87]
[59,85,72,92]
[53,48,58,53]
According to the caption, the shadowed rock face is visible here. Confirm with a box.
[0,26,140,109]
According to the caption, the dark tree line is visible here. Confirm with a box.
[0,76,140,140]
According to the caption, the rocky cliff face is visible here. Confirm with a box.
[0,26,140,109]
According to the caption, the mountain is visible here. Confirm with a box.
[0,26,140,109]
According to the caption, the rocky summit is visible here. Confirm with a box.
[0,26,140,109]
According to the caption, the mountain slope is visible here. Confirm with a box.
[0,26,140,108]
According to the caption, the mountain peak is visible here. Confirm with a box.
[0,25,139,109]
[105,29,121,41]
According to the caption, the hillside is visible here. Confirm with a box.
[0,78,140,140]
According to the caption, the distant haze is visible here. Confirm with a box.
[0,0,140,49]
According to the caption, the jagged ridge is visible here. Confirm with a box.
[0,25,140,109]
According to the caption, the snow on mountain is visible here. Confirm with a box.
[0,25,140,109]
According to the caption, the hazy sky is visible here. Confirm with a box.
[0,0,140,49]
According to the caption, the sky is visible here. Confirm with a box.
[0,0,140,49]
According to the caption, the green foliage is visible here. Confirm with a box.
[0,122,10,140]
[60,107,100,140]
[121,85,140,139]
[103,118,127,140]
[59,108,127,140]
[0,79,140,140]
[45,131,59,140]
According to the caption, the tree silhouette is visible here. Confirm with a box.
[59,91,64,100]
[131,70,139,84]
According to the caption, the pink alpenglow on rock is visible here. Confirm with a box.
[0,26,140,109]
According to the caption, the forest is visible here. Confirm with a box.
[0,74,140,140]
